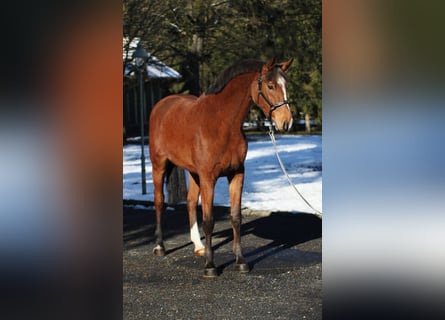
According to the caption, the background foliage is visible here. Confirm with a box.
[123,0,321,127]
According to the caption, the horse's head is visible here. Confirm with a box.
[252,57,294,132]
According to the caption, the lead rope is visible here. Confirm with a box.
[268,125,323,219]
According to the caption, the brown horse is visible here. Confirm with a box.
[149,57,294,277]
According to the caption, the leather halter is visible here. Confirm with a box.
[256,66,289,120]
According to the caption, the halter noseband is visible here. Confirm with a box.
[257,66,289,120]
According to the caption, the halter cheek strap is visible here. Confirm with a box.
[256,67,289,120]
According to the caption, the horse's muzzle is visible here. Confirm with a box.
[276,119,292,132]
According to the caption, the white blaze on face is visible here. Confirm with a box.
[277,75,293,130]
[277,75,289,109]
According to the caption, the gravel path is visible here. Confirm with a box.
[123,203,322,320]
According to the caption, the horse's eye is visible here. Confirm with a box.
[267,84,274,90]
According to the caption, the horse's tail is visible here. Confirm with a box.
[166,163,187,205]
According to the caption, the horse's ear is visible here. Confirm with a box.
[280,58,294,72]
[264,57,277,70]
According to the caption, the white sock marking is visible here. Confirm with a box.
[190,222,204,250]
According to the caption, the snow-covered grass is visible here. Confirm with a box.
[123,134,322,214]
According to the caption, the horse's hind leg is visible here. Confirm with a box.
[152,159,167,256]
[187,172,204,256]
[228,172,250,273]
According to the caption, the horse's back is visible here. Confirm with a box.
[150,94,196,131]
[151,94,197,114]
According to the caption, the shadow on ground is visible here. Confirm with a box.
[213,211,321,272]
[124,201,321,273]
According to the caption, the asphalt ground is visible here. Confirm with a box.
[123,201,322,320]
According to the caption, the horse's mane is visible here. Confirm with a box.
[205,59,264,95]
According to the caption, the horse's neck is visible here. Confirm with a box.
[201,73,254,127]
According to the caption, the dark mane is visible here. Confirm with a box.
[205,59,264,94]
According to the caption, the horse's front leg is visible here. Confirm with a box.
[187,172,205,256]
[200,175,218,278]
[228,171,250,272]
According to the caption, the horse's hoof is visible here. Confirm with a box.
[153,245,165,257]
[194,248,205,257]
[203,268,219,278]
[234,263,250,273]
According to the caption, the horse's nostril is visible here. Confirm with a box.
[283,121,289,131]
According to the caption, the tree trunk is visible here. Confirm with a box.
[167,166,187,205]
[305,113,311,133]
[165,12,203,205]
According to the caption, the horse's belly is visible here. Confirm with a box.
[217,149,247,176]
[167,147,197,172]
